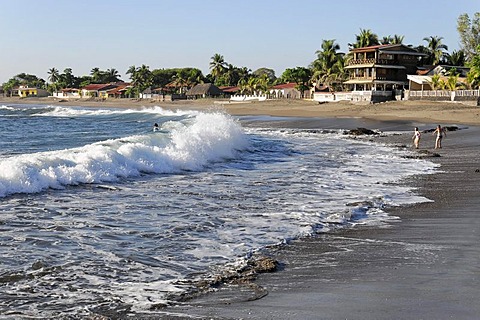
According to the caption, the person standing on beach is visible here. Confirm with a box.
[433,125,446,149]
[412,127,421,149]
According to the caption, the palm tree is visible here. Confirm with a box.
[171,69,192,94]
[445,74,459,90]
[237,67,252,85]
[392,34,404,44]
[209,53,226,83]
[382,34,404,45]
[247,77,259,95]
[106,68,121,82]
[126,65,136,79]
[430,74,444,90]
[237,78,248,95]
[423,36,449,65]
[60,68,76,88]
[255,74,271,95]
[466,50,480,89]
[125,65,152,97]
[445,50,466,66]
[315,40,340,67]
[381,36,393,45]
[465,71,477,89]
[133,64,153,95]
[47,67,60,94]
[90,67,101,83]
[311,39,345,90]
[349,29,380,49]
[47,67,60,83]
[222,64,239,86]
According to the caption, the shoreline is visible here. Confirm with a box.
[2,96,480,126]
[3,97,480,319]
[159,121,480,319]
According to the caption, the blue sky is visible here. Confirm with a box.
[1,0,479,84]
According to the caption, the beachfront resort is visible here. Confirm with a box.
[2,14,480,106]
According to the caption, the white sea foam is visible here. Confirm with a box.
[37,105,198,117]
[1,104,199,118]
[0,112,248,197]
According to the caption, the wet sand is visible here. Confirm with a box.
[160,121,480,319]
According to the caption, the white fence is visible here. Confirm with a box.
[407,89,480,101]
[313,90,395,103]
[52,91,80,99]
[455,90,480,97]
[230,95,267,102]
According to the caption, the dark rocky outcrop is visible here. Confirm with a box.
[345,127,380,135]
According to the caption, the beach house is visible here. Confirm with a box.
[269,82,305,99]
[81,83,123,99]
[105,83,131,99]
[314,44,426,103]
[186,83,223,99]
[344,44,426,101]
[53,88,81,99]
[15,86,49,98]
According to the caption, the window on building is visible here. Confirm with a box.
[377,69,387,75]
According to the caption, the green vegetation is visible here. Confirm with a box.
[467,45,480,88]
[349,28,380,48]
[457,13,480,62]
[2,12,479,97]
[310,39,346,91]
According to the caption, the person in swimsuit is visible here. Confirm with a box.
[433,125,446,149]
[153,123,159,132]
[412,127,421,149]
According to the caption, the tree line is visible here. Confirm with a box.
[2,12,479,97]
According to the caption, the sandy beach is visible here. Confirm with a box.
[3,97,480,319]
[2,96,480,126]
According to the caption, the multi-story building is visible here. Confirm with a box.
[344,44,425,92]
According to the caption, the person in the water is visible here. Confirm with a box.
[412,127,421,149]
[433,124,446,149]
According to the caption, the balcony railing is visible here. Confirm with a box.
[348,59,399,66]
[349,75,400,81]
[349,75,373,80]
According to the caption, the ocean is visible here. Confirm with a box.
[0,103,439,318]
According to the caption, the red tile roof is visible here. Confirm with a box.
[416,69,430,75]
[82,84,112,91]
[219,86,239,93]
[106,85,129,95]
[272,83,297,89]
[82,82,129,91]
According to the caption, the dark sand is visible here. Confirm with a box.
[160,121,480,320]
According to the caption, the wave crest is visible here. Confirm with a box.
[0,112,248,197]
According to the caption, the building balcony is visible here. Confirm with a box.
[347,59,400,66]
[349,74,405,81]
[349,75,374,80]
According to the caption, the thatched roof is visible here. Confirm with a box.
[186,83,223,96]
